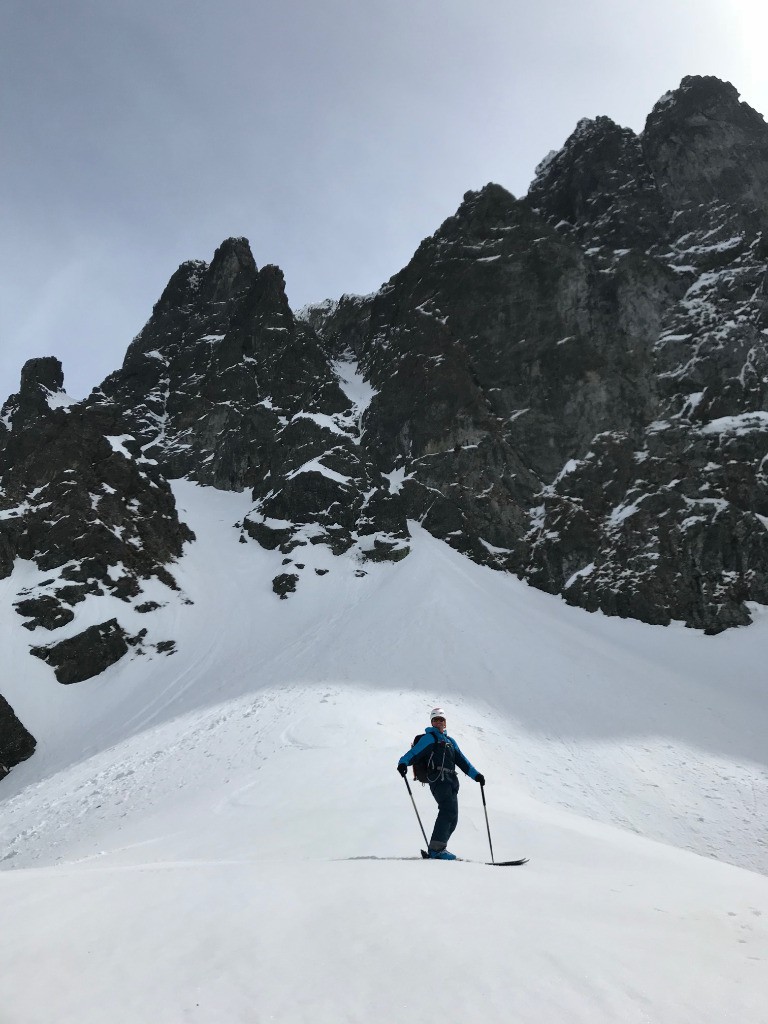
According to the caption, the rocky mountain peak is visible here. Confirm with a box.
[435,182,518,242]
[251,263,292,317]
[460,181,517,210]
[646,75,759,131]
[528,115,638,199]
[526,113,663,249]
[153,260,207,316]
[203,236,258,304]
[19,356,65,397]
[152,238,258,321]
[642,75,768,219]
[396,181,542,288]
[2,357,71,436]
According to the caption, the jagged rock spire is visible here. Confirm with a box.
[642,75,768,219]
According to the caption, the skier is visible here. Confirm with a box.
[397,707,485,860]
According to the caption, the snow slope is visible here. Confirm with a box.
[2,482,768,1022]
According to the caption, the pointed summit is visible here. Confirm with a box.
[19,357,64,398]
[642,76,768,215]
[203,237,258,303]
[2,357,70,431]
[528,115,644,216]
[253,263,290,311]
[420,182,520,253]
[645,75,763,133]
[153,260,206,315]
[526,115,663,248]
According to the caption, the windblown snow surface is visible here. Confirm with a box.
[1,481,768,1023]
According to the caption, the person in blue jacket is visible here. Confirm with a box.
[397,707,485,860]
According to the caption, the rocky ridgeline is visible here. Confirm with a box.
[521,76,768,630]
[0,358,193,618]
[90,237,409,565]
[0,356,193,766]
[2,74,767,769]
[310,75,768,633]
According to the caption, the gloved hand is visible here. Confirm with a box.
[475,773,486,786]
[397,763,408,777]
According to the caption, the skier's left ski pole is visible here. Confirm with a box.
[480,783,495,865]
[402,775,429,849]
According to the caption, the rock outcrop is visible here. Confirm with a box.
[0,695,36,774]
[0,357,193,691]
[30,618,145,684]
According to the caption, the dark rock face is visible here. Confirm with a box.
[93,238,410,566]
[643,76,768,226]
[307,75,768,632]
[0,695,36,774]
[298,294,374,360]
[518,76,768,630]
[272,572,299,599]
[525,421,768,632]
[315,180,675,571]
[91,239,347,491]
[0,358,194,690]
[527,115,667,251]
[30,618,142,684]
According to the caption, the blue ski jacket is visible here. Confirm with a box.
[398,726,481,780]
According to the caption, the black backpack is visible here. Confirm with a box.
[410,733,432,784]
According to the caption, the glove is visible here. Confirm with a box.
[475,773,486,786]
[397,763,408,777]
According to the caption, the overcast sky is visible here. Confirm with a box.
[2,0,766,401]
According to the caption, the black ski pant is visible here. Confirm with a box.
[428,774,460,851]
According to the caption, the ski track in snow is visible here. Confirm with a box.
[2,482,768,1022]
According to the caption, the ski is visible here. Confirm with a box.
[420,850,528,866]
[342,855,424,862]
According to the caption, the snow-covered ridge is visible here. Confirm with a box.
[2,682,768,1024]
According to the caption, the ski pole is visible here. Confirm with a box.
[402,774,429,849]
[480,783,495,865]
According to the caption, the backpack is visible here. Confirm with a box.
[411,734,429,783]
